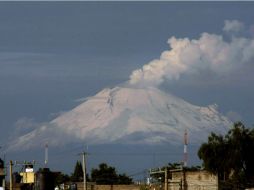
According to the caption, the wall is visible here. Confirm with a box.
[185,171,218,190]
[0,168,4,188]
[93,185,141,190]
[20,172,35,183]
[75,183,141,190]
[0,169,4,176]
[168,170,218,190]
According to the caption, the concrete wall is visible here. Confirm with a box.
[169,170,218,190]
[75,183,141,190]
[185,171,218,190]
[92,185,141,190]
[20,172,35,183]
[0,168,4,188]
[0,168,4,176]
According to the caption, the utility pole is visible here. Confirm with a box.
[81,152,87,190]
[164,167,168,190]
[45,143,48,167]
[9,160,13,190]
[149,167,166,188]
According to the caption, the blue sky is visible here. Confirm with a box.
[1,2,254,172]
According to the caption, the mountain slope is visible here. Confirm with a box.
[8,86,231,151]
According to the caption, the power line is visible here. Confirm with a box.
[87,152,192,156]
[129,170,148,177]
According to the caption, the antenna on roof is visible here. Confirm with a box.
[183,129,188,167]
[45,143,48,167]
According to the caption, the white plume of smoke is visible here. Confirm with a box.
[223,19,245,33]
[129,20,254,86]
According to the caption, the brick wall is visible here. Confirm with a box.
[169,170,218,190]
[93,185,141,190]
[75,183,141,190]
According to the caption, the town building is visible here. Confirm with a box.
[168,169,218,190]
[0,158,5,190]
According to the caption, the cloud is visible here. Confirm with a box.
[223,20,244,33]
[6,116,76,152]
[250,25,254,37]
[129,20,254,87]
[49,111,66,118]
[226,111,242,122]
[8,20,251,152]
[12,117,41,137]
[7,122,79,152]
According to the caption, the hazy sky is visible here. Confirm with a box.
[1,2,254,170]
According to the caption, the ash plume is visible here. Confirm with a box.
[129,20,254,87]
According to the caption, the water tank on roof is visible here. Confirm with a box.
[0,159,4,168]
[35,168,55,190]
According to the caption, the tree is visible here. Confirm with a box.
[91,163,132,185]
[54,172,70,187]
[225,122,254,186]
[198,122,254,189]
[91,163,118,184]
[198,132,230,180]
[71,161,83,182]
[118,174,133,185]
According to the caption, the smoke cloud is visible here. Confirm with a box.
[129,20,254,86]
[223,20,245,33]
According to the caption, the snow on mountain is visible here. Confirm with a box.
[8,86,231,151]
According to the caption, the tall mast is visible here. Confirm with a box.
[184,129,188,167]
[45,143,48,167]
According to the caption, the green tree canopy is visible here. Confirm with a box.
[54,172,70,187]
[117,174,133,185]
[91,163,132,185]
[71,161,83,182]
[198,122,254,189]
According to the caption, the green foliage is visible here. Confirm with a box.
[198,122,254,189]
[168,162,182,169]
[54,172,70,187]
[91,163,132,185]
[91,163,118,184]
[185,165,201,171]
[118,174,133,185]
[71,161,84,182]
[198,133,229,178]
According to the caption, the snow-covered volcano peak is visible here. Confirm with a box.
[8,86,231,151]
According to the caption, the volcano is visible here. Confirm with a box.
[9,86,231,151]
